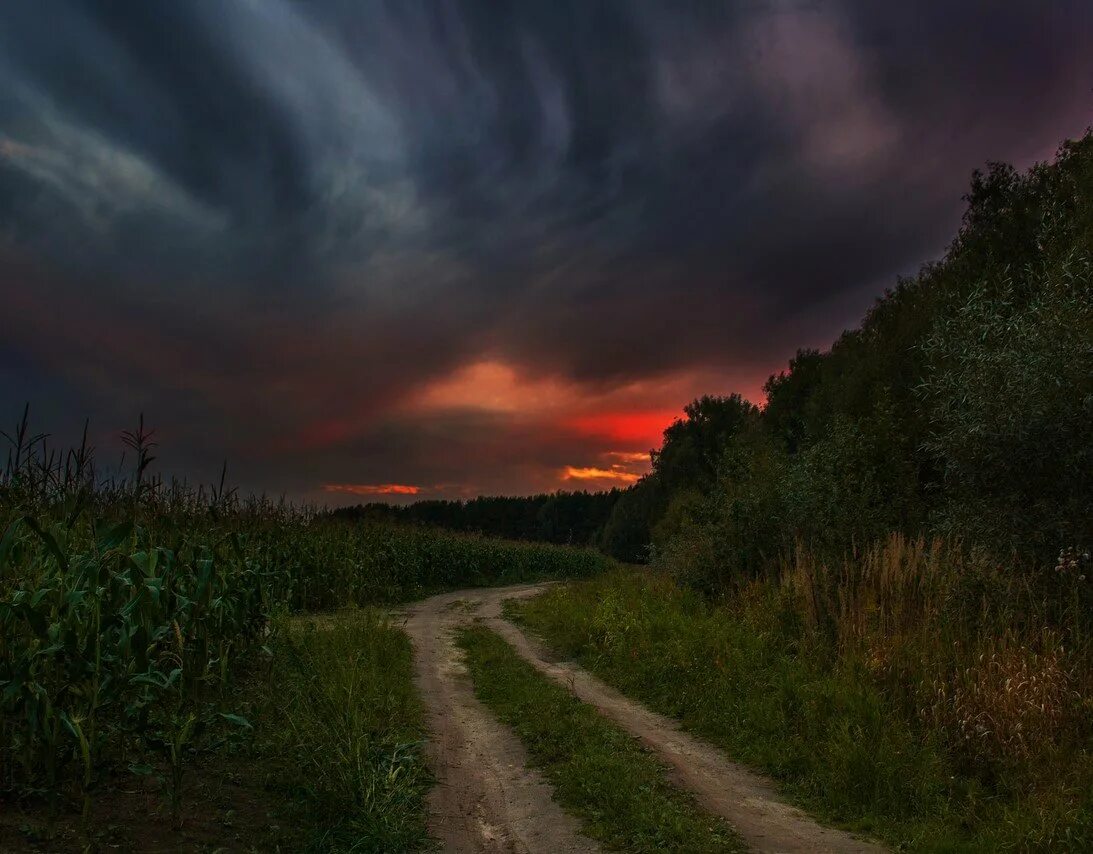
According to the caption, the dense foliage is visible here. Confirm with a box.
[601,131,1093,575]
[363,133,1090,572]
[0,415,609,840]
[332,489,622,546]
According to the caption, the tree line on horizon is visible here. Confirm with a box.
[340,129,1092,578]
[332,489,623,546]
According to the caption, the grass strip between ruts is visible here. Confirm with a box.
[457,623,745,853]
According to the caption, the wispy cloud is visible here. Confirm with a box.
[602,450,651,465]
[322,483,421,496]
[562,466,641,485]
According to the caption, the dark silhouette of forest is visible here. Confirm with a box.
[338,130,1092,577]
[332,490,622,546]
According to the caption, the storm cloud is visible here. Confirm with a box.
[2,1,1091,500]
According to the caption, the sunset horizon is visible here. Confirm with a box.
[2,2,1091,505]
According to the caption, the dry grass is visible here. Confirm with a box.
[924,631,1081,766]
[777,534,1092,771]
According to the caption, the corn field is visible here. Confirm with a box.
[0,409,609,829]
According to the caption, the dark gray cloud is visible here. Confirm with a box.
[1,0,1091,499]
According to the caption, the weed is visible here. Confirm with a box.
[254,610,431,852]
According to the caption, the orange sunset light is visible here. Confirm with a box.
[562,466,641,484]
[602,450,651,464]
[411,360,575,414]
[322,483,421,496]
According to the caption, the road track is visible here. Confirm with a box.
[402,583,884,854]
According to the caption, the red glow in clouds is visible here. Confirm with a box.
[323,483,421,496]
[565,410,679,445]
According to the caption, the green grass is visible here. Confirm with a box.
[509,568,1093,852]
[457,623,744,853]
[251,609,431,852]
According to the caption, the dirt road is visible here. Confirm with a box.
[402,586,599,853]
[402,583,884,854]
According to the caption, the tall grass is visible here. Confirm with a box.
[254,610,430,852]
[778,536,1091,776]
[0,409,608,837]
[512,536,1093,850]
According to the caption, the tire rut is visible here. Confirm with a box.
[404,583,885,854]
[402,585,599,854]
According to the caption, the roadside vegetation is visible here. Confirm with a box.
[0,414,607,849]
[503,131,1093,850]
[600,133,1091,568]
[253,609,430,852]
[511,555,1091,850]
[458,624,744,853]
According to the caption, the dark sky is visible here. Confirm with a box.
[2,1,1091,501]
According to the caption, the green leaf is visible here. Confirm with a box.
[22,516,69,573]
[59,710,80,740]
[33,643,63,659]
[30,587,53,608]
[218,713,253,729]
[97,519,134,552]
[0,517,22,570]
[131,672,167,690]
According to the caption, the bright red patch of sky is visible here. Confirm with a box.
[564,410,680,447]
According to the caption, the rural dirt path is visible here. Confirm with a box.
[402,583,885,854]
[402,585,600,854]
